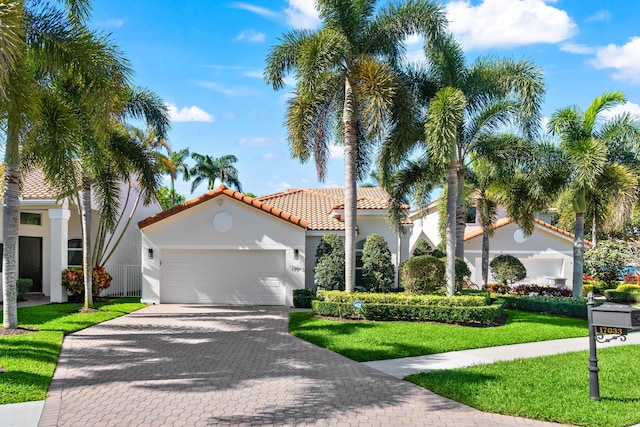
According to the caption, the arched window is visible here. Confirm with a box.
[68,239,82,267]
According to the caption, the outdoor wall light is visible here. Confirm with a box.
[294,249,300,260]
[148,248,154,260]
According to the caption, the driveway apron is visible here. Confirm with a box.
[39,305,569,426]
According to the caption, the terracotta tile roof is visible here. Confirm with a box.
[464,217,592,246]
[256,187,409,231]
[138,185,308,230]
[0,165,60,200]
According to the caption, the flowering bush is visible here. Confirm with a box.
[623,273,640,284]
[511,284,572,298]
[62,266,112,296]
[485,283,511,294]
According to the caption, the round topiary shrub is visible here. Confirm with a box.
[315,233,343,260]
[401,255,445,295]
[489,255,526,286]
[362,234,395,292]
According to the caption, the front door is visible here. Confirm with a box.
[19,236,42,292]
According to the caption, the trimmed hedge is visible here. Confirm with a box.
[311,300,504,325]
[616,284,640,293]
[318,290,487,307]
[604,290,640,303]
[293,289,315,308]
[499,296,590,319]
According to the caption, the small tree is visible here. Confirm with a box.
[402,255,445,295]
[362,234,395,292]
[455,258,471,291]
[412,239,432,257]
[314,234,345,290]
[490,255,527,286]
[584,240,630,287]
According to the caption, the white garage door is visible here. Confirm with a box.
[161,250,285,305]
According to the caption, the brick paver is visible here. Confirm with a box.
[39,305,571,426]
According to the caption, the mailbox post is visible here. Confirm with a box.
[587,292,640,401]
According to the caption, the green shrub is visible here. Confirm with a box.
[311,300,504,325]
[16,278,33,301]
[402,255,445,295]
[500,296,589,318]
[361,234,395,292]
[616,284,640,293]
[293,289,315,308]
[455,257,471,291]
[62,266,112,296]
[584,240,630,287]
[604,290,640,303]
[314,234,345,290]
[490,255,526,286]
[318,290,487,306]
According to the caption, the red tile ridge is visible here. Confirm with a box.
[139,184,308,229]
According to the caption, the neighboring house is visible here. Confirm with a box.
[139,185,411,306]
[410,202,590,289]
[0,167,160,303]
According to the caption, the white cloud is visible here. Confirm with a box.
[590,37,640,83]
[267,180,293,192]
[230,2,278,19]
[166,103,214,122]
[235,29,266,43]
[559,43,595,55]
[446,0,576,50]
[101,19,124,28]
[239,137,277,146]
[285,0,320,29]
[244,69,264,78]
[329,145,343,159]
[264,153,278,159]
[585,9,611,23]
[195,81,257,97]
[600,102,640,121]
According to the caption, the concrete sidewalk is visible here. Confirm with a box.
[364,331,640,378]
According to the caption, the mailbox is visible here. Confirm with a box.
[591,303,640,329]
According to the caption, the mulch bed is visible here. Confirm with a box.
[0,327,37,336]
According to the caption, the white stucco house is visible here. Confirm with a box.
[139,185,412,306]
[0,167,161,303]
[410,201,590,289]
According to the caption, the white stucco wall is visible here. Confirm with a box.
[140,195,306,306]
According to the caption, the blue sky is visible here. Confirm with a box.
[89,0,640,198]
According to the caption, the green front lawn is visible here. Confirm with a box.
[407,345,640,427]
[0,298,146,404]
[289,310,588,362]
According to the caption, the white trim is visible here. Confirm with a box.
[152,244,299,251]
[306,230,346,237]
[465,249,573,255]
[20,199,60,206]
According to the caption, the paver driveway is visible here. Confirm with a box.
[39,305,569,426]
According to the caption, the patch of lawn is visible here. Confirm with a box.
[407,345,640,427]
[0,298,146,404]
[289,310,588,362]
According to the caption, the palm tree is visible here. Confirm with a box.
[265,0,447,292]
[190,153,241,193]
[167,148,191,206]
[2,0,112,327]
[548,91,640,298]
[0,2,24,101]
[381,34,544,295]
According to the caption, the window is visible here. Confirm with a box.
[466,206,477,224]
[68,239,83,267]
[20,212,41,225]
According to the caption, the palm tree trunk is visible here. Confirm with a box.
[455,167,466,259]
[591,217,597,247]
[446,158,457,296]
[573,212,585,298]
[2,111,21,328]
[482,224,489,288]
[81,176,93,309]
[170,176,176,207]
[343,77,357,293]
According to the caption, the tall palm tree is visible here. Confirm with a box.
[167,148,190,206]
[381,34,544,295]
[0,2,24,101]
[265,0,447,292]
[190,153,241,193]
[548,91,640,298]
[2,0,111,327]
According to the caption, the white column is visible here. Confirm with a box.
[48,208,71,303]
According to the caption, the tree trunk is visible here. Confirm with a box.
[2,110,20,328]
[81,176,94,309]
[445,158,457,296]
[170,176,175,207]
[482,224,489,288]
[573,212,585,298]
[591,217,597,247]
[343,77,358,293]
[455,167,466,260]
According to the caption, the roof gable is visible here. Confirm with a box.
[138,185,308,230]
[463,217,592,246]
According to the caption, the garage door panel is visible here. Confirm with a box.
[161,250,285,305]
